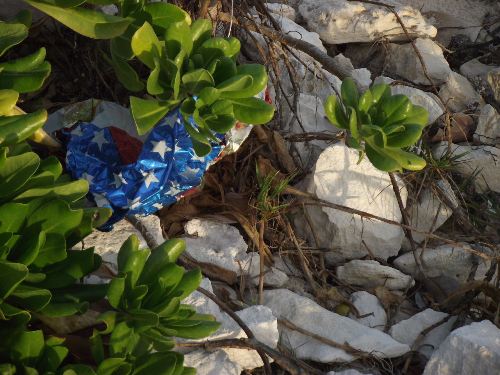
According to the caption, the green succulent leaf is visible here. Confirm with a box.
[231,97,274,124]
[26,0,131,39]
[131,21,163,69]
[0,260,28,299]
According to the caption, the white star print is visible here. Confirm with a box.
[150,140,171,159]
[144,171,159,189]
[127,196,141,209]
[92,130,108,151]
[180,166,200,180]
[81,172,94,184]
[71,126,84,137]
[167,182,182,196]
[112,173,123,188]
[153,203,163,210]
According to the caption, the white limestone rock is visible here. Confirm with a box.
[349,291,387,331]
[337,260,415,291]
[404,180,457,247]
[394,244,492,294]
[184,279,279,370]
[331,54,372,91]
[432,142,500,193]
[263,289,410,363]
[298,0,436,44]
[374,76,444,125]
[265,3,296,21]
[386,38,451,85]
[294,144,407,264]
[474,104,500,146]
[183,350,242,375]
[460,59,497,83]
[396,0,500,45]
[423,320,500,375]
[439,72,483,112]
[389,309,456,358]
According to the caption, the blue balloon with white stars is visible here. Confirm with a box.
[65,108,223,228]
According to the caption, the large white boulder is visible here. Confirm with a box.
[432,142,500,193]
[374,76,444,125]
[294,144,407,264]
[349,291,387,331]
[386,38,451,85]
[337,260,414,291]
[474,104,500,146]
[394,244,492,294]
[298,0,436,44]
[439,72,483,112]
[265,2,296,22]
[423,320,500,375]
[263,289,410,362]
[389,309,456,358]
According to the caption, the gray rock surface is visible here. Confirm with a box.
[439,72,483,112]
[423,320,500,375]
[349,291,387,331]
[432,142,500,193]
[386,39,451,85]
[474,104,500,146]
[264,289,410,363]
[394,244,492,294]
[389,308,456,358]
[337,260,415,290]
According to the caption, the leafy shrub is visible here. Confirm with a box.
[0,13,219,374]
[26,0,275,155]
[324,78,429,172]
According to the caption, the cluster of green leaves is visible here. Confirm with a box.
[1,11,219,374]
[25,0,275,156]
[85,236,220,375]
[0,11,51,145]
[324,78,429,172]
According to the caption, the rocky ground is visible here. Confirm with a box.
[9,0,500,374]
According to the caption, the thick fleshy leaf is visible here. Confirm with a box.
[340,77,359,108]
[27,199,83,236]
[117,235,150,288]
[0,202,28,232]
[0,89,19,115]
[109,53,144,92]
[190,19,212,52]
[26,0,131,39]
[9,330,44,367]
[324,95,348,129]
[13,179,89,203]
[139,239,185,285]
[145,2,191,30]
[0,151,40,198]
[131,21,163,69]
[165,21,192,57]
[130,97,172,135]
[181,69,214,93]
[386,124,424,148]
[9,284,51,311]
[0,260,28,299]
[231,97,274,124]
[0,21,28,57]
[0,109,48,147]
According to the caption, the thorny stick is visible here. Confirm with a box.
[196,287,273,375]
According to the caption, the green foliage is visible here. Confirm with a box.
[0,13,51,146]
[1,11,219,374]
[324,78,429,172]
[25,0,275,156]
